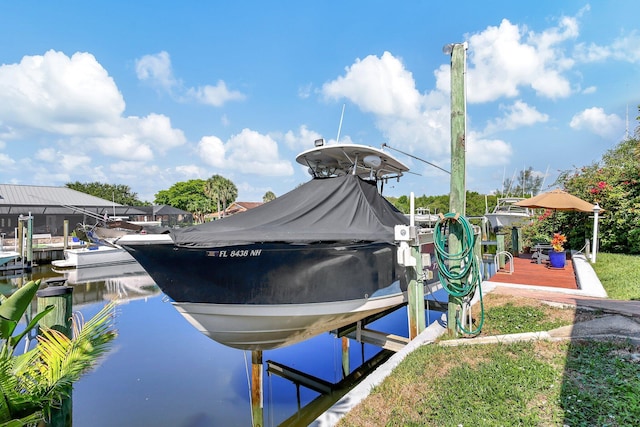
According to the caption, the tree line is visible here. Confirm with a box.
[67,175,277,223]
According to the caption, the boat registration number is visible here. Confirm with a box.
[206,249,262,258]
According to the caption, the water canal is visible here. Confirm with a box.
[1,263,446,426]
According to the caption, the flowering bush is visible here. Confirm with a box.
[551,233,567,252]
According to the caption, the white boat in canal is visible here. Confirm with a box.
[52,244,135,268]
[0,250,19,266]
[118,141,439,350]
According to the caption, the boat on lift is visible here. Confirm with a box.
[0,250,19,267]
[118,140,434,350]
[484,197,532,231]
[51,244,136,269]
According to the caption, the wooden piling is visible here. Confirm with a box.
[63,220,69,250]
[251,350,263,427]
[37,285,74,427]
[26,214,33,269]
[407,245,425,339]
[447,43,467,336]
[496,233,506,269]
[341,336,350,378]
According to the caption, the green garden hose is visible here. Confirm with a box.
[434,212,484,335]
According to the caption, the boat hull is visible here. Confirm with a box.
[174,294,407,350]
[52,245,135,268]
[121,241,409,349]
[0,251,19,266]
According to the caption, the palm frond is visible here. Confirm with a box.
[0,302,117,425]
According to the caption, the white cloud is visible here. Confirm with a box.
[462,17,576,102]
[34,147,93,176]
[0,50,125,136]
[175,164,207,178]
[135,51,179,91]
[484,100,549,135]
[569,107,624,139]
[187,80,245,107]
[133,113,187,152]
[321,52,451,159]
[135,51,245,107]
[322,51,421,118]
[0,50,187,165]
[297,83,312,99]
[197,129,294,176]
[197,135,226,169]
[282,125,323,150]
[574,30,640,64]
[467,132,513,167]
[0,152,16,168]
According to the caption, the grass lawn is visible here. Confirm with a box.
[337,253,640,426]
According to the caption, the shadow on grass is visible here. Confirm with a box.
[560,301,640,425]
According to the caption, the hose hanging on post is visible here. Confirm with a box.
[434,212,484,335]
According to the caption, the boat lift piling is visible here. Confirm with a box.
[251,350,264,427]
[15,213,34,271]
[406,193,426,339]
[445,42,468,336]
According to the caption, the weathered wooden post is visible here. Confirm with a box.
[37,285,74,426]
[496,233,506,269]
[341,336,350,378]
[63,219,69,250]
[251,350,263,427]
[25,213,34,270]
[446,42,467,336]
[406,193,426,339]
[17,218,24,262]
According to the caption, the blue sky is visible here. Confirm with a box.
[1,1,638,203]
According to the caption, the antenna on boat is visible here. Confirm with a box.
[381,143,451,174]
[336,104,345,143]
[539,165,550,194]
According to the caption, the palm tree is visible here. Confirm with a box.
[0,280,116,426]
[204,175,237,218]
[262,191,276,203]
[204,176,222,217]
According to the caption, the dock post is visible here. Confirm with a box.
[26,213,33,269]
[446,42,467,336]
[407,244,425,339]
[496,233,506,269]
[341,336,350,378]
[405,193,426,339]
[251,350,263,427]
[63,220,69,250]
[17,219,24,262]
[37,285,74,426]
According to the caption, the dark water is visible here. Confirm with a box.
[1,263,445,427]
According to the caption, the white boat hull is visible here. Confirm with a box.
[173,292,408,350]
[0,251,19,266]
[484,212,531,229]
[52,245,135,268]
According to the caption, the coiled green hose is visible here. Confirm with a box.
[434,212,484,335]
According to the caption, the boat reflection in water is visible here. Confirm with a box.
[51,262,160,305]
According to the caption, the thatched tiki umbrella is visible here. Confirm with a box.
[514,189,602,262]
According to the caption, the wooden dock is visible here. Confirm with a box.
[488,252,578,290]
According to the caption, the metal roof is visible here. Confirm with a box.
[0,184,145,215]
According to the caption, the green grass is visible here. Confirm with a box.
[592,252,640,300]
[483,302,568,335]
[337,252,640,426]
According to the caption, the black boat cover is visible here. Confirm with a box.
[170,175,409,247]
